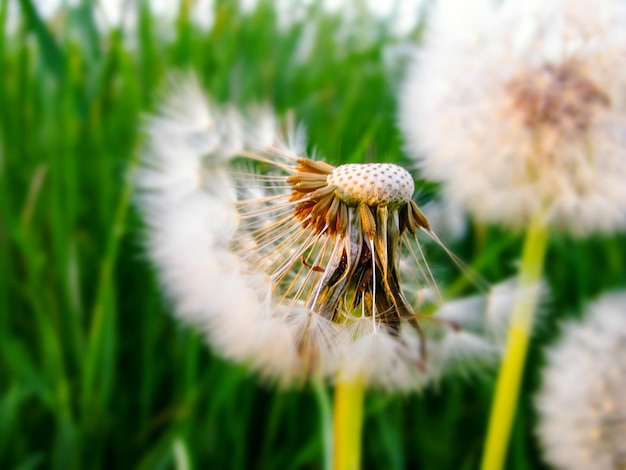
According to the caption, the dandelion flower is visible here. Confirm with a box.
[399,0,626,236]
[136,73,512,390]
[535,291,626,470]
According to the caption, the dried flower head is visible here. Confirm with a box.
[535,291,626,470]
[399,0,626,236]
[136,73,513,390]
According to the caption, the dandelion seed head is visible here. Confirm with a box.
[535,291,626,470]
[400,0,626,236]
[327,163,414,207]
[137,73,516,389]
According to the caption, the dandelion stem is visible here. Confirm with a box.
[334,378,365,470]
[481,212,548,470]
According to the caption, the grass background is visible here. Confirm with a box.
[2,0,626,468]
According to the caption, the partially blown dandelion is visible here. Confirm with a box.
[536,291,626,470]
[400,0,626,236]
[136,74,510,390]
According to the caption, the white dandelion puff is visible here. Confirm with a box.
[399,0,626,236]
[136,73,514,389]
[337,318,433,393]
[432,278,536,376]
[535,291,626,470]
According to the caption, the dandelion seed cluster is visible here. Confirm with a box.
[535,292,626,470]
[136,74,513,390]
[399,0,626,236]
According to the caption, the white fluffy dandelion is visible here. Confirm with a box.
[136,73,512,390]
[399,0,626,236]
[535,291,626,470]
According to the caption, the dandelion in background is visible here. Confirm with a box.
[536,291,626,470]
[400,0,626,236]
[398,0,626,467]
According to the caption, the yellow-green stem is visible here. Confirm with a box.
[334,378,365,470]
[481,212,549,470]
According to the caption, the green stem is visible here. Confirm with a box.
[481,212,548,470]
[334,378,365,470]
[313,378,333,470]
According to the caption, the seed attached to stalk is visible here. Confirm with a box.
[286,160,432,358]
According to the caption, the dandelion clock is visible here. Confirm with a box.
[400,0,626,236]
[536,292,626,470]
[136,73,512,389]
[135,73,515,469]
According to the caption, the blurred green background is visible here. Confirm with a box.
[2,0,625,468]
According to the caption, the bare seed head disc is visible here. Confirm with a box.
[327,163,414,207]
